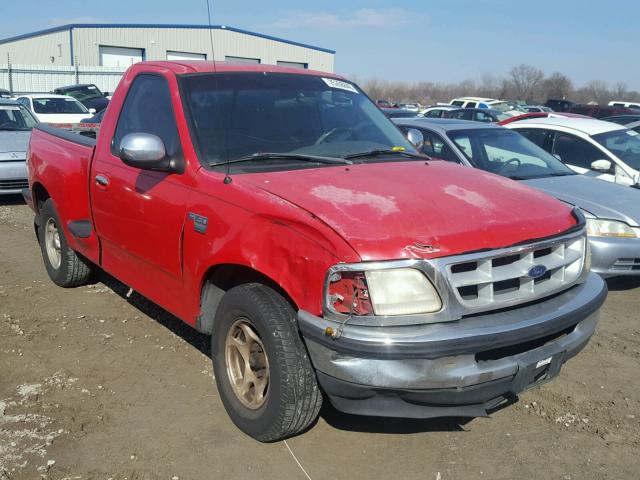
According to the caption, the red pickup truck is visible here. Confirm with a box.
[23,61,606,441]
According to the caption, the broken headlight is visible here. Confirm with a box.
[327,267,442,316]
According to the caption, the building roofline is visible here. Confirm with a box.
[0,23,336,54]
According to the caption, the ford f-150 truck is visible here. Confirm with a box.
[23,61,607,442]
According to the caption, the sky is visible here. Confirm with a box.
[2,0,638,88]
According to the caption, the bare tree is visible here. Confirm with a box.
[614,81,628,100]
[508,64,545,103]
[543,72,573,100]
[581,80,612,105]
[356,65,640,107]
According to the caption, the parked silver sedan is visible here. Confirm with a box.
[0,99,38,195]
[395,118,640,277]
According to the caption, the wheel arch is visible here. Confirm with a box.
[196,263,298,335]
[32,181,51,213]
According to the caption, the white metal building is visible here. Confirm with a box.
[0,23,335,71]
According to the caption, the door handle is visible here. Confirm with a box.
[95,174,109,186]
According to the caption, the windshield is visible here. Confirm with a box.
[592,129,640,170]
[63,85,104,102]
[0,105,38,130]
[489,102,512,113]
[179,73,415,172]
[32,97,88,114]
[447,128,575,179]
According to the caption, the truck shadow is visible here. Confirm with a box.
[92,271,515,436]
[94,271,212,358]
[0,194,25,206]
[318,395,515,434]
[606,276,640,291]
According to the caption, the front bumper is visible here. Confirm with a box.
[0,161,27,195]
[589,236,640,277]
[298,273,606,418]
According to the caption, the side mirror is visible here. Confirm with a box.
[406,128,424,151]
[88,108,96,114]
[591,159,612,172]
[118,133,176,172]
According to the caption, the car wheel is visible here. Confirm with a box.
[212,283,322,442]
[38,199,93,287]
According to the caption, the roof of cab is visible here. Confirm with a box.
[393,117,501,133]
[136,61,344,79]
[506,117,627,136]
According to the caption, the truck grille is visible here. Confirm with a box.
[445,234,586,311]
[0,179,28,191]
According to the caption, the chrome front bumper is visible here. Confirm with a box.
[299,273,606,418]
[0,161,27,195]
[590,236,640,277]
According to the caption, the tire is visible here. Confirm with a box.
[212,283,322,442]
[38,199,93,287]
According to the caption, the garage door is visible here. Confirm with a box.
[99,46,144,67]
[167,51,206,61]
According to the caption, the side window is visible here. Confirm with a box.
[17,97,30,109]
[478,103,488,109]
[552,133,604,168]
[465,102,477,109]
[517,128,549,149]
[430,134,458,162]
[475,111,494,123]
[451,135,474,161]
[112,74,182,160]
[425,109,441,118]
[451,101,464,107]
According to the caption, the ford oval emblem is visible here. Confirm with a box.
[528,264,548,279]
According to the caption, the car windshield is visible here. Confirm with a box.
[63,85,104,102]
[0,105,38,130]
[32,97,88,114]
[179,72,415,172]
[489,102,512,113]
[593,129,640,170]
[447,128,575,179]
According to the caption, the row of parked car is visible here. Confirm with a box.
[0,83,110,193]
[1,83,109,124]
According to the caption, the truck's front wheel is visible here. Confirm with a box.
[38,199,93,287]
[212,283,322,442]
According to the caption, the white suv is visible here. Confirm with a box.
[506,117,640,187]
[449,97,523,116]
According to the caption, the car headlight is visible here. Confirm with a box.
[327,268,442,316]
[586,218,638,238]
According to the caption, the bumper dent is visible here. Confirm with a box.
[299,273,606,418]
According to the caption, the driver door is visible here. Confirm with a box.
[90,73,190,317]
[550,132,618,183]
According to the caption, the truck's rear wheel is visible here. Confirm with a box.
[38,199,93,287]
[212,283,322,442]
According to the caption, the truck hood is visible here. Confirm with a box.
[522,174,640,227]
[244,161,577,261]
[0,130,29,161]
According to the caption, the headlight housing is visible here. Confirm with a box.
[586,218,638,238]
[327,267,442,316]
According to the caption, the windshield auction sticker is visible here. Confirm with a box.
[322,78,359,94]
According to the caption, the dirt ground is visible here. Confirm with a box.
[1,196,639,480]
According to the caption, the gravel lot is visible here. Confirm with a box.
[1,197,639,480]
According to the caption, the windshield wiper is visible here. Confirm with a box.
[344,149,429,160]
[209,152,352,167]
[507,172,577,180]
